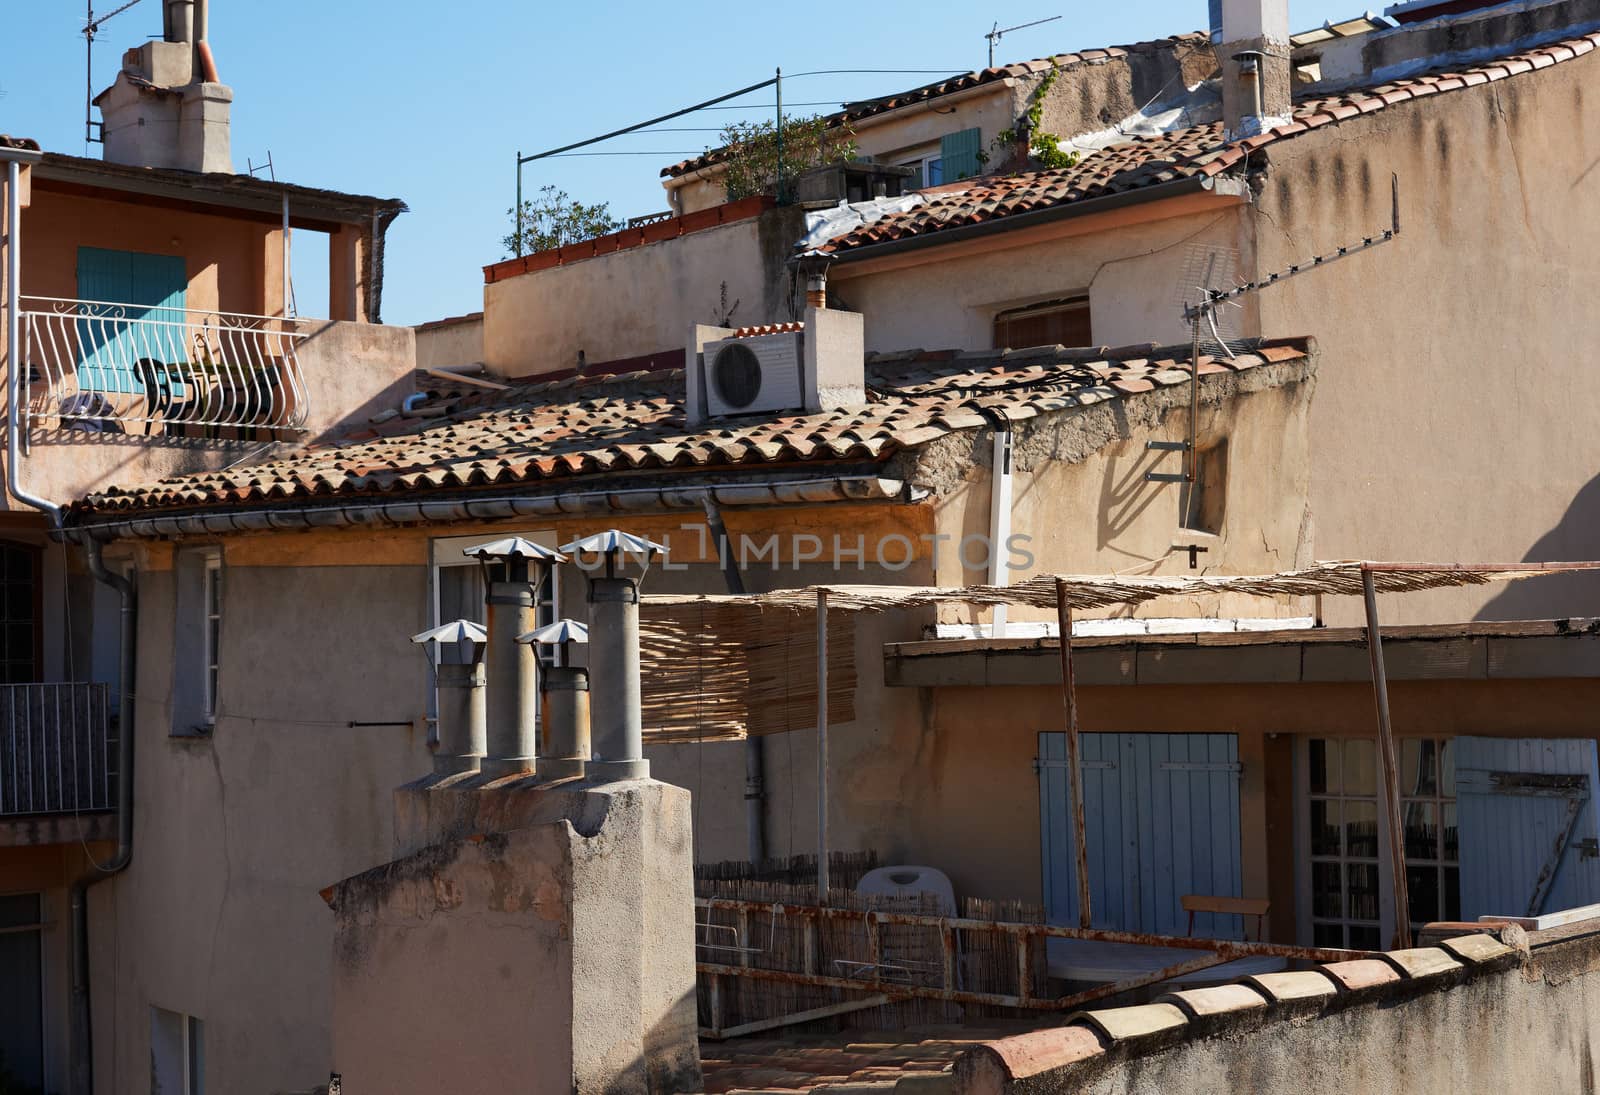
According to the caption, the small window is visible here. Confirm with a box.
[0,540,40,684]
[1182,439,1229,534]
[171,548,221,736]
[992,297,1092,350]
[150,1007,204,1095]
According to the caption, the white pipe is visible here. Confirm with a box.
[4,155,60,526]
[815,589,829,903]
[282,194,292,319]
[987,429,1014,637]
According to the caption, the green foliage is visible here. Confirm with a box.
[715,114,859,202]
[504,185,622,258]
[994,63,1082,172]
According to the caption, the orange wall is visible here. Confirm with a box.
[23,185,283,318]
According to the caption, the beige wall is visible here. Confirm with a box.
[1249,47,1600,625]
[414,316,483,371]
[90,559,432,1095]
[483,209,802,377]
[834,196,1249,354]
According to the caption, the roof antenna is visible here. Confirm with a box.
[1148,175,1405,566]
[82,0,150,150]
[986,15,1062,69]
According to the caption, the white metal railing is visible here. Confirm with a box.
[0,682,114,817]
[19,296,311,436]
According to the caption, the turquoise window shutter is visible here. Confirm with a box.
[76,247,187,394]
[940,128,982,182]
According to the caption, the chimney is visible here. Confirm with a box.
[98,0,233,173]
[560,530,666,782]
[410,620,487,777]
[463,538,567,780]
[520,619,591,782]
[1217,0,1292,139]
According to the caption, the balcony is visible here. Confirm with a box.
[0,683,115,844]
[20,296,311,439]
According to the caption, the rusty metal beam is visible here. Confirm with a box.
[1363,566,1412,950]
[1055,581,1093,929]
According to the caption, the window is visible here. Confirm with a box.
[992,297,1092,350]
[150,1007,204,1095]
[1305,738,1382,949]
[0,894,44,1093]
[897,155,943,190]
[1301,737,1461,947]
[171,548,221,736]
[427,532,559,722]
[0,541,39,684]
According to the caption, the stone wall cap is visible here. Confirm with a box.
[1378,947,1465,980]
[1320,958,1402,992]
[1157,982,1270,1018]
[1067,1002,1188,1043]
[1241,969,1340,1002]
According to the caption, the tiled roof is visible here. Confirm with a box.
[817,28,1600,255]
[414,311,483,333]
[659,33,1209,180]
[69,339,1310,519]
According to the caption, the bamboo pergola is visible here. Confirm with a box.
[641,560,1600,943]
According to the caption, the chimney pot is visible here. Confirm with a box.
[1218,0,1291,139]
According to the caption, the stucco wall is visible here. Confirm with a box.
[89,560,431,1095]
[483,207,804,377]
[833,199,1249,354]
[414,315,483,370]
[1250,46,1600,625]
[1052,933,1600,1095]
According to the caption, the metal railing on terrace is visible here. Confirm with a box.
[20,296,311,437]
[0,682,114,817]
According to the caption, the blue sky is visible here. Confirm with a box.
[3,1,1361,325]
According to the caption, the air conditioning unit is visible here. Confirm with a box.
[699,331,806,418]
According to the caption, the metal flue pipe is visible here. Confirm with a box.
[521,619,590,782]
[561,530,665,782]
[465,538,566,779]
[412,620,487,777]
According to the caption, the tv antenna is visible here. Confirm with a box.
[1147,174,1404,565]
[82,0,151,147]
[986,15,1062,68]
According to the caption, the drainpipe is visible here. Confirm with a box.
[4,153,60,527]
[987,428,1014,638]
[701,495,766,863]
[70,537,137,1095]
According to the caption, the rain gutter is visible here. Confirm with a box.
[69,473,921,542]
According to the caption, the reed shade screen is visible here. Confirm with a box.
[639,601,856,743]
[636,562,1600,743]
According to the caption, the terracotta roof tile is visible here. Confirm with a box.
[70,339,1311,521]
[814,29,1600,256]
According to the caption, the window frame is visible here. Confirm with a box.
[201,554,221,726]
[150,1006,204,1095]
[1295,735,1461,947]
[991,295,1093,350]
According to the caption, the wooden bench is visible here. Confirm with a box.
[1183,895,1271,941]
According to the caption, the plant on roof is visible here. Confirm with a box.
[503,185,623,258]
[715,114,858,203]
[994,63,1081,172]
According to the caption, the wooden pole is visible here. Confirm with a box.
[816,590,829,906]
[1055,579,1092,929]
[1362,567,1412,950]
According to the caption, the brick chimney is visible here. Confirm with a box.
[97,0,233,173]
[1217,0,1292,139]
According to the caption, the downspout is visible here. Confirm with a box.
[701,494,766,863]
[4,152,60,526]
[70,538,136,1095]
[979,409,1014,638]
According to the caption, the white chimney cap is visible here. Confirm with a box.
[411,619,489,646]
[558,529,667,558]
[518,619,590,646]
[462,537,569,563]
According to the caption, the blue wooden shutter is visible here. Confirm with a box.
[1456,737,1600,919]
[940,128,982,182]
[1039,732,1243,936]
[76,247,187,394]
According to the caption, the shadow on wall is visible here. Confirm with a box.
[1477,471,1600,621]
